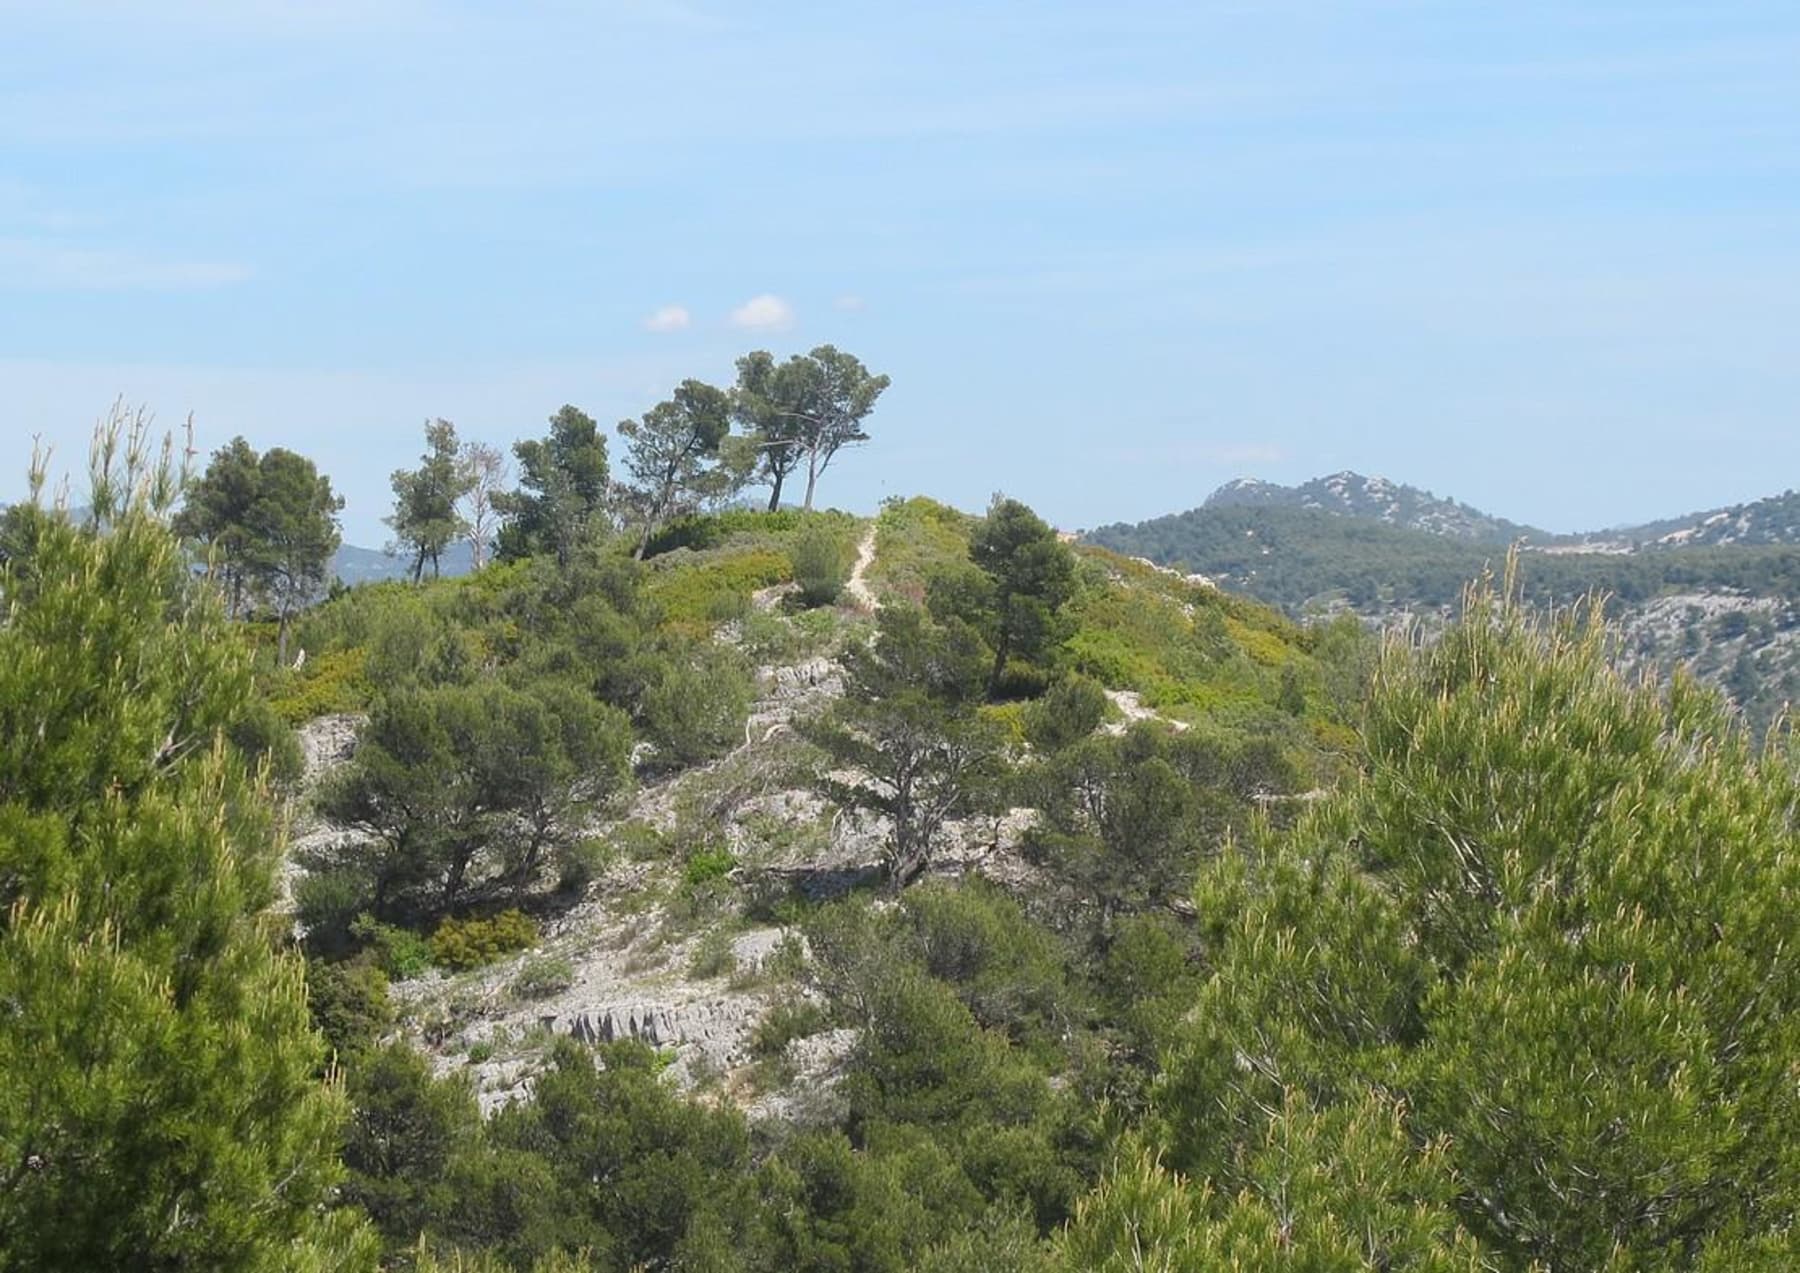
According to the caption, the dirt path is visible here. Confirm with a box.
[844,524,879,611]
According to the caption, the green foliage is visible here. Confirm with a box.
[928,496,1077,696]
[350,914,436,979]
[247,445,346,656]
[388,417,474,582]
[227,691,306,783]
[791,521,848,606]
[308,958,395,1059]
[750,997,831,1060]
[687,928,737,979]
[342,1043,484,1251]
[805,606,1005,887]
[1022,672,1108,751]
[640,644,753,765]
[495,404,610,565]
[1151,583,1800,1270]
[1056,1116,1489,1272]
[618,378,744,554]
[318,673,632,919]
[0,427,371,1269]
[1091,501,1800,616]
[553,836,613,894]
[430,909,539,971]
[898,880,1077,1050]
[473,1039,755,1268]
[642,506,836,557]
[510,954,576,1001]
[867,496,979,602]
[266,645,370,722]
[644,546,792,630]
[733,343,890,511]
[682,843,737,888]
[172,433,261,614]
[846,967,1053,1136]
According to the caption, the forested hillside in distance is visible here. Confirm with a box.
[2,414,1795,1271]
[1087,500,1800,738]
[1202,471,1547,543]
[1088,503,1800,614]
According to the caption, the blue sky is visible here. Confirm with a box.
[4,0,1798,544]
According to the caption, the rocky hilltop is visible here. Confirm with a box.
[1203,471,1544,544]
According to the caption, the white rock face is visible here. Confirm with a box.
[745,1027,858,1127]
[296,713,363,785]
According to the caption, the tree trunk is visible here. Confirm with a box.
[988,631,1011,697]
[512,822,551,895]
[277,606,291,665]
[766,468,786,513]
[443,850,470,911]
[802,450,820,512]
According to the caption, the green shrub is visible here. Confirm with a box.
[350,914,436,979]
[642,508,811,557]
[751,997,831,1059]
[510,954,576,1000]
[992,662,1051,701]
[739,605,843,664]
[229,694,306,785]
[555,837,614,894]
[687,929,736,979]
[645,549,791,631]
[791,525,848,607]
[306,958,394,1059]
[610,820,671,862]
[868,497,979,601]
[1023,673,1109,751]
[683,845,737,889]
[266,647,370,723]
[429,909,539,971]
[294,867,371,954]
[641,646,752,766]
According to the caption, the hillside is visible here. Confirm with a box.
[19,466,1796,1270]
[1087,500,1800,736]
[1621,488,1800,550]
[1203,471,1545,543]
[275,495,1358,1113]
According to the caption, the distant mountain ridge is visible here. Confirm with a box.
[1202,472,1545,544]
[1084,472,1800,740]
[1604,489,1800,551]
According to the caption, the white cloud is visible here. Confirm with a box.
[728,293,795,332]
[642,303,691,333]
[0,238,252,290]
[833,294,866,312]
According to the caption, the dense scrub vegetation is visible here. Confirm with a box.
[1090,502,1800,613]
[7,416,1795,1270]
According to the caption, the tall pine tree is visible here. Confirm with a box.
[0,420,374,1270]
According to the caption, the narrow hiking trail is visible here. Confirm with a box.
[844,524,879,611]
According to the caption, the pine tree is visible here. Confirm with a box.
[1143,576,1800,1270]
[387,419,473,583]
[494,406,610,566]
[0,421,374,1269]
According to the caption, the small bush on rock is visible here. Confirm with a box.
[791,525,848,607]
[430,909,539,971]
